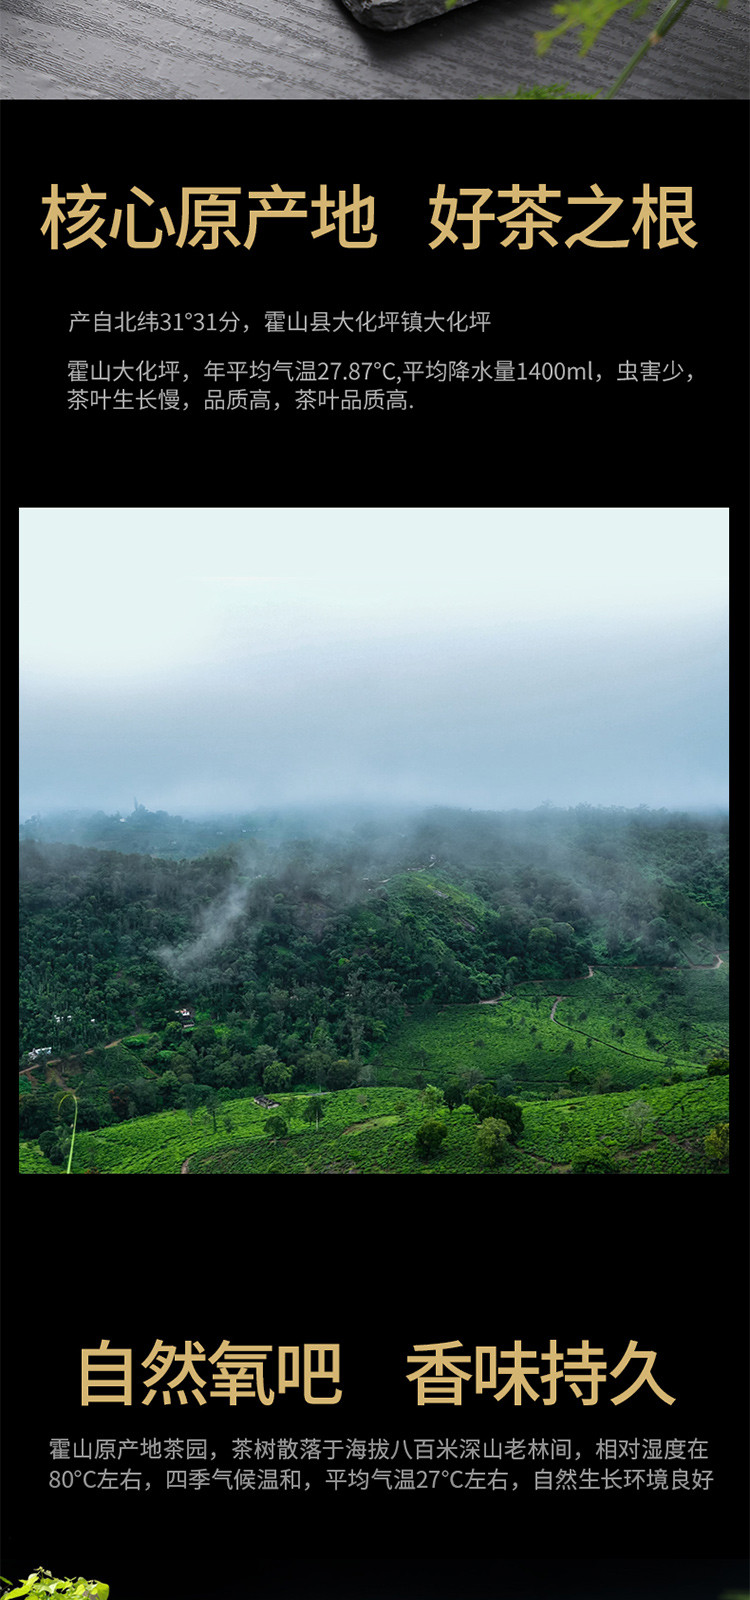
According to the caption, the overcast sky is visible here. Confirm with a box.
[19,507,728,819]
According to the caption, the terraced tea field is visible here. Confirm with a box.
[371,964,727,1096]
[18,1075,728,1177]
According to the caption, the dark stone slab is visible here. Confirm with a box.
[339,0,477,28]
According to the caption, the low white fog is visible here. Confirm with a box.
[19,507,728,819]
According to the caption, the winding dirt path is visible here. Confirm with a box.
[520,1150,573,1174]
[547,963,727,1065]
[19,1036,131,1078]
[607,953,724,972]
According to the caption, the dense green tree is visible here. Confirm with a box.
[214,1062,241,1091]
[415,1119,448,1159]
[178,1083,205,1122]
[108,1083,135,1121]
[254,1045,278,1074]
[155,1071,181,1108]
[130,1080,159,1117]
[203,1089,220,1133]
[466,1087,523,1142]
[704,1123,729,1168]
[476,1117,511,1167]
[263,1061,294,1094]
[620,1100,655,1144]
[63,1097,101,1130]
[38,1127,71,1166]
[18,1096,56,1140]
[301,1096,327,1131]
[326,1058,357,1091]
[706,1055,729,1076]
[570,1151,617,1173]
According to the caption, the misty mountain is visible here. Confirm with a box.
[19,804,728,1062]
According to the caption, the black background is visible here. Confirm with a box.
[2,97,748,1598]
[3,1157,747,1583]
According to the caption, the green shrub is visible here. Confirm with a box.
[570,1150,617,1173]
[704,1123,729,1169]
[476,1117,511,1167]
[706,1056,730,1076]
[415,1119,448,1159]
[1,1571,108,1600]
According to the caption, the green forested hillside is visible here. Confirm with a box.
[18,805,729,1175]
[18,1077,729,1177]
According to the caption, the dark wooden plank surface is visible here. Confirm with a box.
[1,0,747,101]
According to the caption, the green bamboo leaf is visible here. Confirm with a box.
[535,0,644,55]
[482,79,600,94]
[0,1576,108,1600]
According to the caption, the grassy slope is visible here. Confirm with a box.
[352,870,512,992]
[19,1076,729,1177]
[18,858,727,1178]
[370,967,727,1094]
